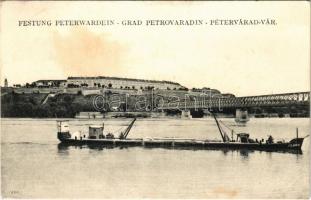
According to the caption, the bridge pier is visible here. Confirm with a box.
[181,110,192,119]
[202,109,212,118]
[158,109,166,117]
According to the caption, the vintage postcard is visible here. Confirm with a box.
[0,1,310,199]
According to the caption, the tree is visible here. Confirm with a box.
[64,95,73,104]
[29,97,37,105]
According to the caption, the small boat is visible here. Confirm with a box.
[57,115,307,153]
[235,109,249,124]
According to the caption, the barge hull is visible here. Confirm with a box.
[58,137,304,152]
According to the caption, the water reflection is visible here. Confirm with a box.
[239,149,252,158]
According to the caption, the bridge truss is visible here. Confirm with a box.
[158,92,310,110]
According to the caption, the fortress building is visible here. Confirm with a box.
[66,76,185,90]
[34,80,66,88]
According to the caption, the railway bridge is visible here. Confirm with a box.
[156,92,310,117]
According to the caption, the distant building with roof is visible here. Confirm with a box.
[33,80,66,88]
[221,93,236,98]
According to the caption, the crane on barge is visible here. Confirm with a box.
[211,112,308,150]
[119,118,137,139]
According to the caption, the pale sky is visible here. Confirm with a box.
[0,1,309,96]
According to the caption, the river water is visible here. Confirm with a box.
[1,118,310,198]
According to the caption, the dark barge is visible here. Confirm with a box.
[57,115,308,153]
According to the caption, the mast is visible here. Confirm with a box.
[211,113,225,142]
[296,127,299,145]
[120,118,137,139]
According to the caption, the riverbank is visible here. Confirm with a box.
[1,92,309,118]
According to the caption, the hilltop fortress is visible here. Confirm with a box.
[6,76,233,100]
[29,76,185,90]
[2,75,237,118]
[65,76,185,90]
